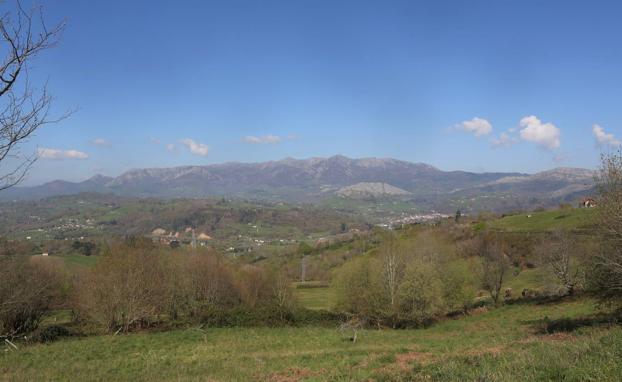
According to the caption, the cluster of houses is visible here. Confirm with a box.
[150,227,212,248]
[580,197,597,208]
[380,212,452,229]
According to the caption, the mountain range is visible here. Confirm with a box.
[0,156,596,212]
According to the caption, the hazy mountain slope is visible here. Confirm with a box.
[0,156,595,211]
[337,182,411,198]
[0,175,113,201]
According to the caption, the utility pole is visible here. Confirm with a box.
[301,256,307,283]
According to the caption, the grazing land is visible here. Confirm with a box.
[488,207,597,232]
[2,298,619,381]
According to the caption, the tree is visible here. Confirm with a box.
[334,256,385,321]
[71,240,96,256]
[479,234,510,305]
[378,234,404,310]
[538,231,583,295]
[0,2,67,190]
[397,259,445,324]
[589,151,622,299]
[441,259,477,314]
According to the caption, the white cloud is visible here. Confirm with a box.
[180,139,209,156]
[38,148,89,160]
[90,138,110,147]
[592,124,620,147]
[166,143,177,152]
[455,117,492,137]
[491,132,517,148]
[519,115,560,149]
[243,134,283,144]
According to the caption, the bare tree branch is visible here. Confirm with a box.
[0,1,68,190]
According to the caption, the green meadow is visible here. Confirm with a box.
[2,298,619,381]
[488,207,597,232]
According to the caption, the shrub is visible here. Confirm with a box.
[72,243,298,332]
[0,256,64,337]
[201,305,296,327]
[72,244,173,332]
[291,309,347,327]
[31,325,72,343]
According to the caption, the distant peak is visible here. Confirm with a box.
[326,154,351,162]
[87,174,108,181]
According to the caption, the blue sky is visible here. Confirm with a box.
[9,0,622,184]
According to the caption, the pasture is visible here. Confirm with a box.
[2,298,620,381]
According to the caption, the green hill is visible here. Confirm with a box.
[488,207,597,232]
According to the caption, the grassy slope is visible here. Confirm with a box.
[488,207,597,232]
[2,298,620,381]
[60,254,99,268]
[293,287,337,311]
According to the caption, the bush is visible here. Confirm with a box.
[72,244,176,332]
[291,309,347,327]
[201,305,296,327]
[30,325,72,343]
[72,243,298,332]
[0,256,64,337]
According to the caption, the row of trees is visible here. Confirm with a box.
[1,239,295,337]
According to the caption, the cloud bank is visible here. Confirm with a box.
[38,148,89,160]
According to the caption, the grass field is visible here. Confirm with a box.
[293,286,337,311]
[59,254,99,268]
[488,207,597,232]
[2,297,620,381]
[504,268,547,293]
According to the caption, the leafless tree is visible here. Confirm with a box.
[0,1,67,190]
[538,231,582,295]
[591,151,622,298]
[479,234,510,305]
[338,314,367,343]
[379,234,403,308]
